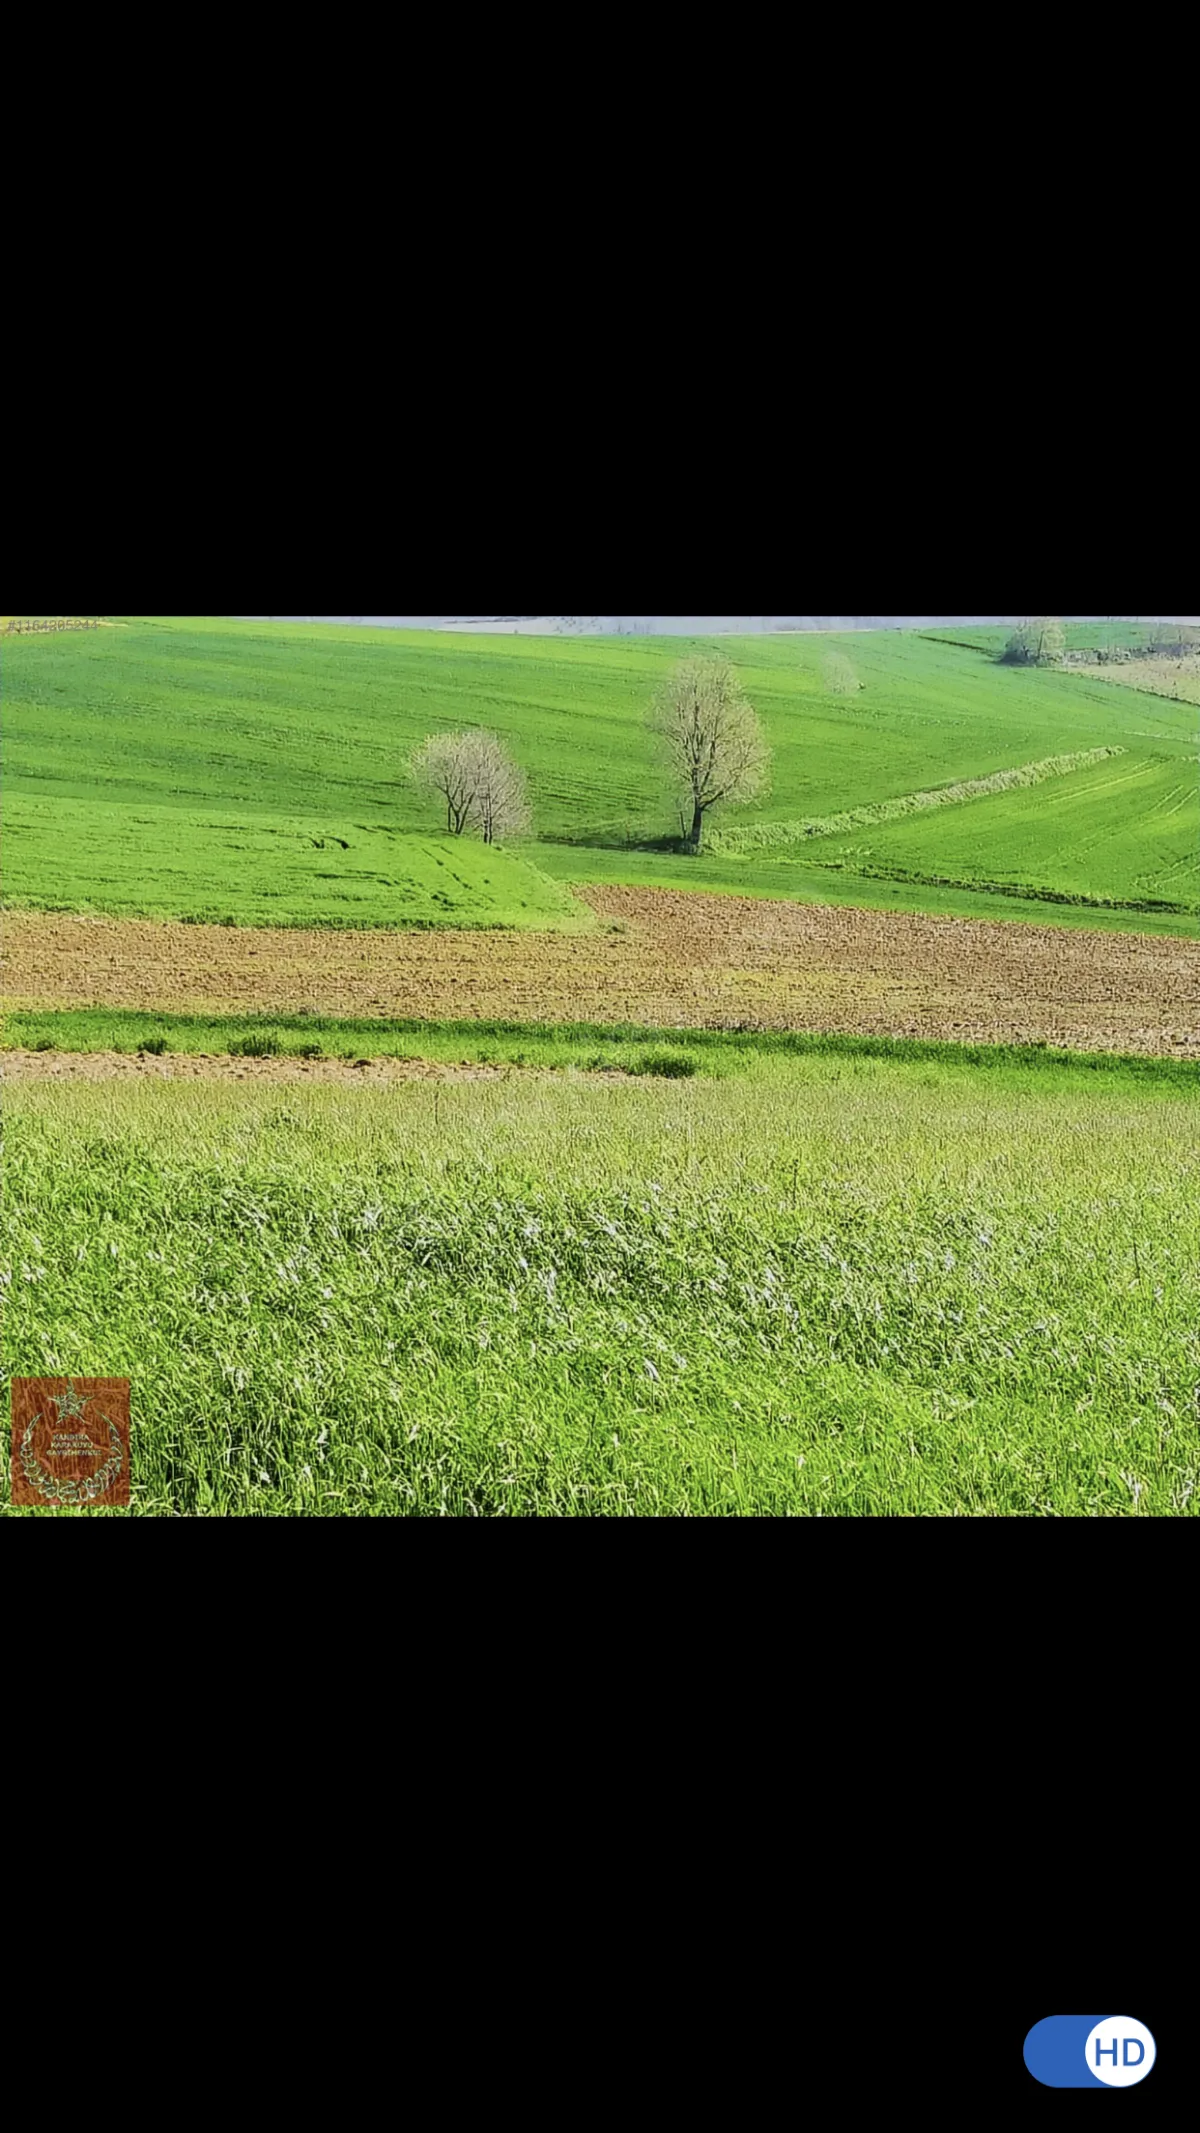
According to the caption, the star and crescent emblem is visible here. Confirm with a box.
[51,1383,88,1425]
[19,1380,126,1506]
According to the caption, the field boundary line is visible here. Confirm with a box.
[709,748,1128,856]
[797,860,1198,919]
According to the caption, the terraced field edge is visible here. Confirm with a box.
[794,862,1199,918]
[708,748,1128,854]
[6,1011,1198,1087]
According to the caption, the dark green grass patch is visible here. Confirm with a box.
[6,1008,1199,1091]
[634,1049,700,1080]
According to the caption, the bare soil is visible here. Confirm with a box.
[5,888,1198,1058]
[1072,654,1200,707]
[2,1051,588,1085]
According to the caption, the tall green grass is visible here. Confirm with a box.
[5,1060,1197,1517]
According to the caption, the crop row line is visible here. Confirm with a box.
[708,748,1128,856]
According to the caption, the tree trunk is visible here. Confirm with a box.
[690,800,704,851]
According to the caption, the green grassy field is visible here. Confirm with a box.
[2,795,588,930]
[5,1052,1196,1517]
[813,753,1200,915]
[7,619,1195,1521]
[920,622,1162,656]
[4,616,1195,931]
[532,841,1200,934]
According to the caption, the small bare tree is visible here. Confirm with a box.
[1001,618,1066,667]
[408,728,530,842]
[651,655,771,851]
[1147,620,1196,659]
[823,650,863,696]
[470,730,532,844]
[1036,617,1066,664]
[409,732,479,835]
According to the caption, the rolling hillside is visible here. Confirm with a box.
[3,616,1195,931]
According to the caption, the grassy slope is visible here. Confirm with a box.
[812,753,1200,912]
[2,795,588,930]
[919,622,1174,655]
[5,1058,1196,1517]
[3,615,1195,932]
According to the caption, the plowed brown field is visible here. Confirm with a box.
[2,1051,588,1085]
[5,887,1198,1056]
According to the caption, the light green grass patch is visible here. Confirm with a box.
[708,747,1127,854]
[1,795,589,931]
[4,1061,1197,1516]
[814,753,1200,915]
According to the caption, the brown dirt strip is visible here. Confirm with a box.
[2,1052,607,1086]
[4,888,1198,1058]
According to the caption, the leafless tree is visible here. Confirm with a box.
[650,655,771,851]
[1002,618,1066,667]
[408,728,531,842]
[408,732,480,834]
[1147,620,1197,659]
[823,650,863,696]
[469,730,532,844]
[1036,618,1066,664]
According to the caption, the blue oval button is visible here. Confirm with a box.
[1024,2016,1110,2087]
[1024,2016,1156,2089]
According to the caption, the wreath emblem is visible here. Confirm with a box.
[19,1412,125,1506]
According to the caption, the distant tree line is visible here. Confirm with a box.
[1142,621,1199,658]
[1002,617,1199,669]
